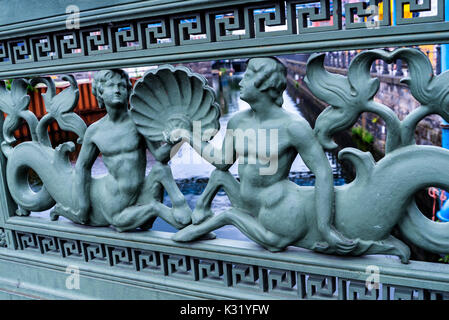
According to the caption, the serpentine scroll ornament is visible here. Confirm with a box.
[2,48,449,263]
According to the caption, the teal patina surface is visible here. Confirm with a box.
[1,0,449,300]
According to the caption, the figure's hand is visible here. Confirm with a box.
[162,129,184,145]
[162,114,192,145]
[322,227,357,255]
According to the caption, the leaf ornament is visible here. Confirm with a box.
[305,50,412,152]
[367,48,449,146]
[0,79,37,157]
[399,48,449,121]
[30,75,86,146]
[305,52,382,150]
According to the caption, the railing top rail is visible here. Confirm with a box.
[0,0,448,78]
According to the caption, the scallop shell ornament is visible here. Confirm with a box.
[130,65,221,143]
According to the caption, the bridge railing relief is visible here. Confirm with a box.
[1,0,449,300]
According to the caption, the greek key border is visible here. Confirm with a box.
[12,230,449,300]
[0,0,448,78]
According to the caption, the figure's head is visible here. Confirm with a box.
[239,57,287,107]
[92,69,132,109]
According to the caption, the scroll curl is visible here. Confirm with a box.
[305,48,449,153]
[30,75,86,146]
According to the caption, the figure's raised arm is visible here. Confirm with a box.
[145,139,173,164]
[167,116,237,171]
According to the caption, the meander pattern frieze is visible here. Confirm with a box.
[0,0,446,71]
[3,3,449,296]
[12,231,449,300]
[3,46,449,298]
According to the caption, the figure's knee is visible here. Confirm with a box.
[263,231,286,248]
[112,203,156,229]
[256,219,290,249]
[112,214,131,230]
[219,210,233,224]
[210,169,232,185]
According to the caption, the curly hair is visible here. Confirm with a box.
[248,57,287,107]
[92,69,132,108]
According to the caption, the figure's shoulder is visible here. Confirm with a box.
[84,117,105,139]
[227,110,251,129]
[285,113,314,139]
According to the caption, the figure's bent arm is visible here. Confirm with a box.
[182,119,237,171]
[74,128,99,220]
[146,139,172,164]
[289,119,356,252]
[288,120,335,237]
[193,130,235,171]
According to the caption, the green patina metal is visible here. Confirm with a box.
[1,0,449,300]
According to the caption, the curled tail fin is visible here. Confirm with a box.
[393,146,449,254]
[6,141,74,212]
[398,201,449,254]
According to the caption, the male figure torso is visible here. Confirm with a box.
[87,113,146,216]
[229,108,300,205]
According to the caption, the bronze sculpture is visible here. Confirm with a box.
[172,57,357,255]
[4,69,200,231]
[3,49,449,264]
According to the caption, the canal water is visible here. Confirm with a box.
[31,73,345,241]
